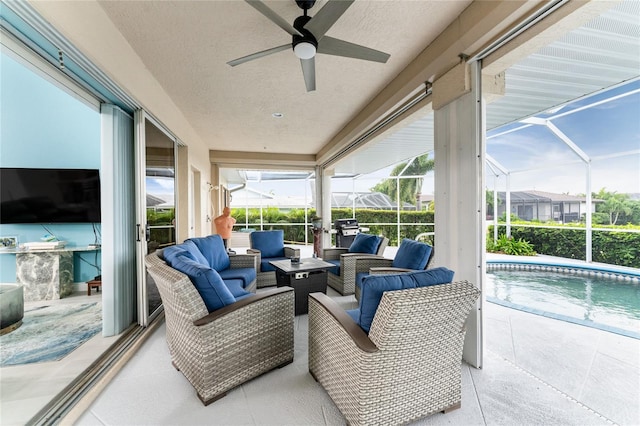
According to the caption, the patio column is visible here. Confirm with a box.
[316,166,333,250]
[433,60,486,368]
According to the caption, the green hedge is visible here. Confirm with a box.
[232,208,435,246]
[488,225,640,268]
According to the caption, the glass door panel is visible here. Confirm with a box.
[135,111,176,326]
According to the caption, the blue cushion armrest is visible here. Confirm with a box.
[223,278,251,298]
[308,292,378,353]
[218,268,256,288]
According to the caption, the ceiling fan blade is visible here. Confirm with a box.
[300,57,316,92]
[245,0,302,36]
[304,0,354,40]
[227,44,291,67]
[317,36,390,63]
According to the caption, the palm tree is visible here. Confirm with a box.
[371,154,435,207]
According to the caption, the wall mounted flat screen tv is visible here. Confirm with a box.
[0,168,101,224]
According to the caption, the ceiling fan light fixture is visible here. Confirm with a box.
[294,41,316,59]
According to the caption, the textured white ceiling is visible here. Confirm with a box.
[97,0,471,155]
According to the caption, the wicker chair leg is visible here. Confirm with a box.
[443,402,461,413]
[199,391,227,406]
[172,361,179,371]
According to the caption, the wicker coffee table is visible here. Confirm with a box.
[269,258,334,315]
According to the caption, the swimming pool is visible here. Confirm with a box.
[486,264,640,339]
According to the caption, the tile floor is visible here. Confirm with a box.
[72,288,639,426]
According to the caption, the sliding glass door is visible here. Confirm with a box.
[135,111,177,326]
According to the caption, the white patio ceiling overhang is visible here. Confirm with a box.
[329,0,640,177]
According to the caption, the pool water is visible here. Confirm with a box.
[486,270,640,336]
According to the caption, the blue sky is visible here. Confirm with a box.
[486,79,640,195]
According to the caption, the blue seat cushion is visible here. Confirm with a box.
[168,255,235,312]
[357,267,454,333]
[259,256,289,272]
[223,278,251,299]
[188,235,230,272]
[348,233,381,254]
[326,259,340,276]
[250,230,285,258]
[392,238,433,270]
[162,240,208,266]
[218,268,256,288]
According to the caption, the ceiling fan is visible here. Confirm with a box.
[227,0,390,92]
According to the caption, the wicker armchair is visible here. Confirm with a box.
[145,251,295,405]
[322,236,388,295]
[354,238,434,301]
[247,230,300,288]
[308,280,480,426]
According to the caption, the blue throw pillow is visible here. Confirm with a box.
[188,235,230,272]
[168,255,235,312]
[181,240,209,266]
[348,233,381,254]
[162,244,195,265]
[250,230,285,258]
[392,238,433,270]
[357,267,454,333]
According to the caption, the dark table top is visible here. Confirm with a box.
[269,257,335,274]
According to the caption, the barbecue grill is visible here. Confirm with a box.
[334,218,360,248]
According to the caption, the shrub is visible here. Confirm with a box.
[487,234,536,256]
[488,224,640,268]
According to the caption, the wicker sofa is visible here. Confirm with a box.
[308,271,480,425]
[145,249,295,405]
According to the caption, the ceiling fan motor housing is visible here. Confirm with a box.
[295,0,316,12]
[292,15,317,50]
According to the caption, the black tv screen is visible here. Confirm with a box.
[0,168,101,224]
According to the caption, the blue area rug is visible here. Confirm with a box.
[0,303,102,366]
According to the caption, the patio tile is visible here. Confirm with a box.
[470,351,608,425]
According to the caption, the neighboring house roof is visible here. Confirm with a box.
[497,190,603,203]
